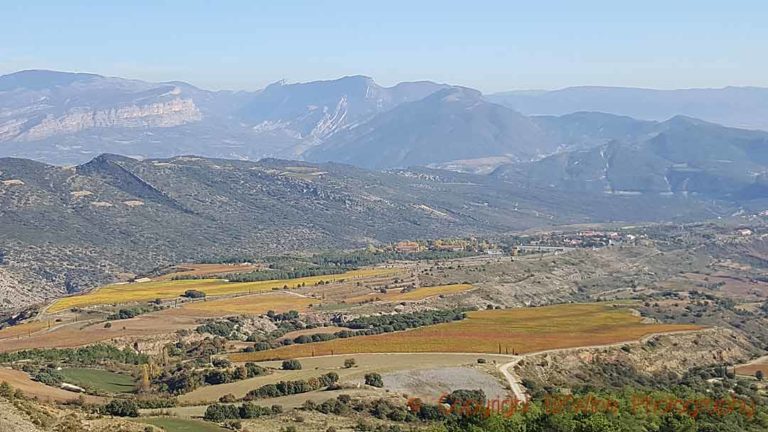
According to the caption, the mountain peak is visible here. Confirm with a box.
[0,69,102,91]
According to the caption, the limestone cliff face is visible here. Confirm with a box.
[16,98,201,141]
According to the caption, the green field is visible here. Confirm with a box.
[58,368,135,394]
[139,418,227,432]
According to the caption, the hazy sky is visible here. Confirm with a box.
[1,1,765,92]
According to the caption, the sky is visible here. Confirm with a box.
[1,0,765,93]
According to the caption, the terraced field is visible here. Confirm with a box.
[0,321,49,340]
[171,292,315,317]
[48,268,398,312]
[230,303,703,361]
[347,283,474,303]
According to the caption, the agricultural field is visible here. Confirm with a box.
[169,292,315,317]
[0,313,198,353]
[230,303,703,361]
[139,417,227,432]
[347,283,474,303]
[58,368,135,394]
[0,368,104,403]
[736,355,768,377]
[47,268,398,313]
[154,263,263,281]
[0,320,49,340]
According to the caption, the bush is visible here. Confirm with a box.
[245,362,267,378]
[220,393,237,403]
[364,373,384,388]
[33,369,64,386]
[182,289,206,299]
[282,359,302,370]
[344,358,356,368]
[238,402,271,419]
[204,403,240,421]
[104,399,139,417]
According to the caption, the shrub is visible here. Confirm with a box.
[364,373,384,388]
[220,394,237,403]
[204,403,240,421]
[182,289,206,299]
[344,358,356,368]
[104,399,139,417]
[33,369,65,386]
[282,359,302,370]
[238,402,271,419]
[245,362,267,378]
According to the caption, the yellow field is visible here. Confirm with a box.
[347,283,474,303]
[173,292,315,317]
[230,303,703,361]
[47,268,397,313]
[0,321,49,340]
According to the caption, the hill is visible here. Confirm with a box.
[492,116,768,199]
[0,154,727,309]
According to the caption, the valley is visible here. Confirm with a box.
[0,223,767,431]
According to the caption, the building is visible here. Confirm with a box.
[395,241,422,253]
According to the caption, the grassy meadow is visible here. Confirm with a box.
[59,368,135,394]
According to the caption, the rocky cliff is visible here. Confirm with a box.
[15,98,201,141]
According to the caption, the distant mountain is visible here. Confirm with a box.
[238,75,447,156]
[4,70,768,178]
[492,116,768,199]
[0,154,725,308]
[306,87,558,169]
[488,86,768,131]
[0,70,445,164]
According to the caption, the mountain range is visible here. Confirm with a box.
[0,70,446,164]
[493,116,768,200]
[488,86,768,131]
[1,69,768,203]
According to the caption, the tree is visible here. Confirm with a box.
[182,289,206,299]
[137,364,151,393]
[756,370,764,381]
[282,359,302,370]
[344,358,356,369]
[365,373,384,388]
[203,403,239,421]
